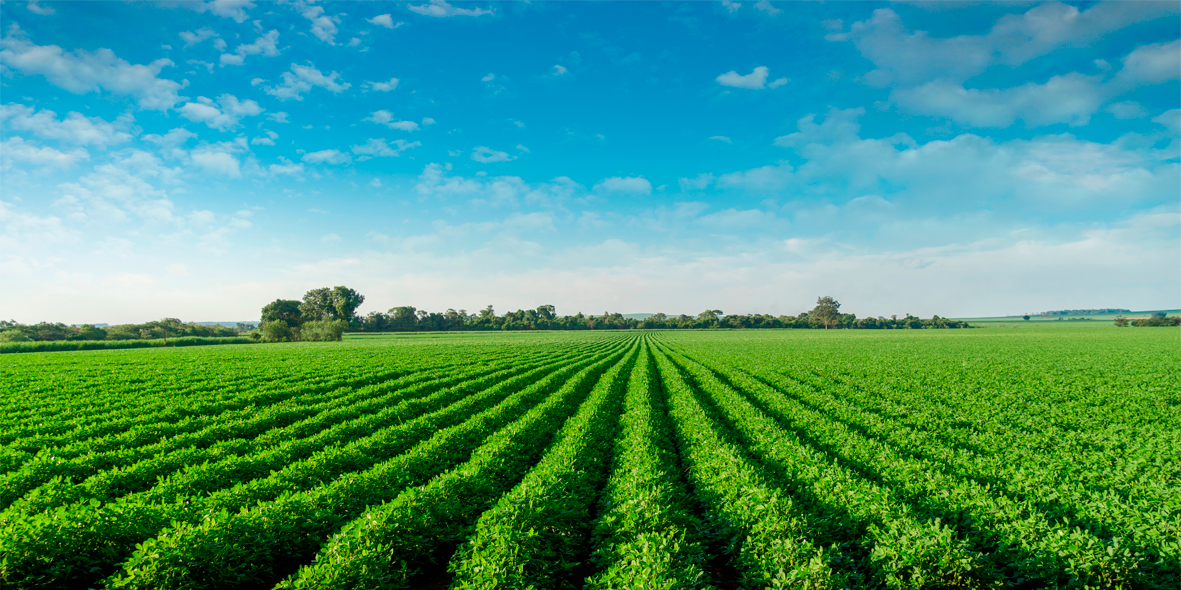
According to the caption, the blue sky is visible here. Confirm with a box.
[1,0,1178,323]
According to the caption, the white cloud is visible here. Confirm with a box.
[709,135,732,144]
[408,0,492,18]
[186,59,215,73]
[754,0,780,15]
[722,0,740,13]
[892,74,1106,128]
[320,233,342,245]
[1105,101,1149,120]
[213,38,227,51]
[1115,39,1181,87]
[1153,109,1180,135]
[302,149,352,165]
[177,0,255,23]
[367,14,402,28]
[716,66,770,89]
[177,94,263,131]
[251,130,278,145]
[219,30,279,66]
[266,112,289,123]
[679,173,715,191]
[298,2,341,45]
[190,145,243,178]
[0,136,88,170]
[365,110,419,131]
[363,77,399,91]
[142,127,196,160]
[768,77,788,88]
[594,176,652,195]
[515,144,529,153]
[268,157,304,177]
[471,146,516,163]
[351,138,420,157]
[551,64,568,76]
[422,117,436,126]
[27,0,55,15]
[481,72,495,82]
[0,104,133,146]
[368,178,382,188]
[262,63,350,101]
[179,28,218,47]
[832,4,1181,87]
[0,27,184,110]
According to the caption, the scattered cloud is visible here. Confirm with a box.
[177,0,255,23]
[0,136,88,170]
[754,0,780,15]
[1153,109,1180,135]
[351,138,420,157]
[298,1,341,45]
[892,74,1106,128]
[408,0,492,18]
[722,0,741,14]
[177,94,263,131]
[261,62,350,101]
[471,146,516,163]
[367,14,403,28]
[0,104,134,146]
[709,135,732,144]
[302,149,352,165]
[716,66,772,89]
[679,173,715,191]
[0,26,184,110]
[266,111,289,123]
[219,29,279,66]
[363,77,400,92]
[365,110,419,131]
[179,28,218,48]
[594,176,652,195]
[26,0,55,15]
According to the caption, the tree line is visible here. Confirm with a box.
[0,318,252,343]
[1114,313,1180,327]
[259,289,971,341]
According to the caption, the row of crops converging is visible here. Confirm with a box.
[1,330,1178,589]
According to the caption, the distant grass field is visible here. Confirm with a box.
[954,309,1180,327]
[2,327,1178,589]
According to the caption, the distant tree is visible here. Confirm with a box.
[1023,315,1030,321]
[387,306,419,331]
[697,310,723,322]
[301,319,347,341]
[1152,312,1167,318]
[0,330,31,342]
[479,305,496,320]
[260,320,297,342]
[536,304,556,320]
[811,296,841,330]
[1114,318,1130,327]
[300,287,365,323]
[261,299,303,326]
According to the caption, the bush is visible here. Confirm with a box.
[1132,316,1180,327]
[0,330,31,342]
[260,320,298,342]
[301,319,347,342]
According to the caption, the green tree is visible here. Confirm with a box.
[301,319,348,341]
[1023,315,1030,321]
[1113,318,1129,327]
[697,310,724,322]
[536,304,556,320]
[300,286,365,323]
[386,307,418,331]
[811,296,841,330]
[260,320,297,342]
[261,299,303,326]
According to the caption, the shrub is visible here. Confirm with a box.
[260,320,299,342]
[301,319,348,342]
[0,330,31,342]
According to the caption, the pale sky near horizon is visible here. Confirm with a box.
[1,0,1179,324]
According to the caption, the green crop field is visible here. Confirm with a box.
[1,328,1178,590]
